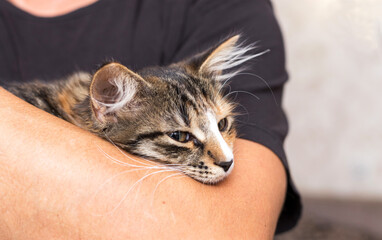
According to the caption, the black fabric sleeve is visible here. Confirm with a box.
[166,0,301,233]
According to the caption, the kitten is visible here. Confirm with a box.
[4,35,260,184]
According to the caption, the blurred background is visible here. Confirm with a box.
[272,0,382,239]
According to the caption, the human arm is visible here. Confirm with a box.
[0,87,286,239]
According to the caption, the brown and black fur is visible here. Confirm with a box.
[4,35,258,183]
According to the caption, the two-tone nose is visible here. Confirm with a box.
[214,159,233,172]
[208,150,234,172]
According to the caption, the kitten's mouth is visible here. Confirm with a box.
[180,161,234,184]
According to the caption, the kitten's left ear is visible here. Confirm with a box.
[188,35,267,81]
[90,62,143,123]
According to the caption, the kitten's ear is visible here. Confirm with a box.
[188,35,264,81]
[90,62,142,123]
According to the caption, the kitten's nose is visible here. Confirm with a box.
[214,160,233,172]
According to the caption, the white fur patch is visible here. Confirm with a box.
[192,128,206,142]
[206,112,234,162]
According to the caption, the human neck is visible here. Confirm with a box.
[7,0,98,17]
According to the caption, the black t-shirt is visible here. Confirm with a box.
[0,0,301,233]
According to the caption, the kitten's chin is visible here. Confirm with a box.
[193,174,229,185]
[186,162,234,185]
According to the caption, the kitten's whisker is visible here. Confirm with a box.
[174,175,187,180]
[89,168,149,210]
[227,72,278,105]
[233,102,250,117]
[90,165,180,205]
[96,144,148,168]
[164,163,186,167]
[106,169,176,215]
[160,165,186,172]
[218,73,237,94]
[224,90,260,101]
[241,72,278,105]
[150,172,184,206]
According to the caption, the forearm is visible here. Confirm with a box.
[0,87,286,239]
[0,87,122,239]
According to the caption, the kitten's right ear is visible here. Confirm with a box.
[90,62,143,123]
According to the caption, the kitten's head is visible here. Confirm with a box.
[89,35,258,183]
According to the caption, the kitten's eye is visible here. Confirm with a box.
[218,118,228,132]
[168,131,191,143]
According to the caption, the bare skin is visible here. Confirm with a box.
[0,87,286,239]
[1,1,287,238]
[7,0,98,17]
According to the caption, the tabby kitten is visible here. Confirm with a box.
[5,35,260,184]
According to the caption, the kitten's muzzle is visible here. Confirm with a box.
[214,159,233,172]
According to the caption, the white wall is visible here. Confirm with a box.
[273,0,382,200]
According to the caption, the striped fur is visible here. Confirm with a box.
[5,35,263,184]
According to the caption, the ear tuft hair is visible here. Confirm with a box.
[196,35,270,81]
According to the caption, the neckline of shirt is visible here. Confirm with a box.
[0,0,110,22]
